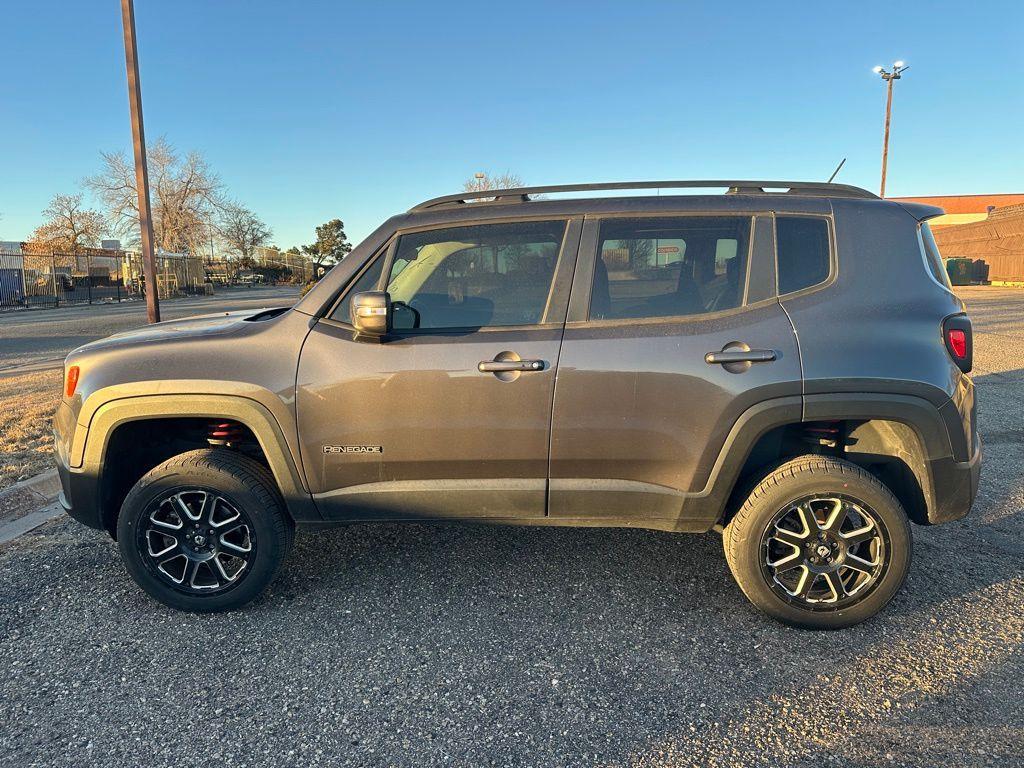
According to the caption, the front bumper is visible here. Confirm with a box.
[54,427,104,531]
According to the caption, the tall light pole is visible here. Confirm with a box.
[120,0,160,322]
[873,60,909,198]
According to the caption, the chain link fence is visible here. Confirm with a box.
[0,247,312,310]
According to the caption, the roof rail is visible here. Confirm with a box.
[410,180,879,212]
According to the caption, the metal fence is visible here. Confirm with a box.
[0,250,209,309]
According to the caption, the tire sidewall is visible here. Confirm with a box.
[731,468,912,630]
[117,463,286,613]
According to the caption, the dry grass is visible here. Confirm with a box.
[0,370,62,490]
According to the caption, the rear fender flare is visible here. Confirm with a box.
[691,393,957,530]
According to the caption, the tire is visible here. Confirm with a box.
[117,448,293,612]
[723,455,911,630]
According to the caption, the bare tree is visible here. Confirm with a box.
[88,137,222,255]
[218,202,272,260]
[462,171,524,195]
[28,193,106,253]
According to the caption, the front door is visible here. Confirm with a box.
[549,213,803,525]
[297,218,581,521]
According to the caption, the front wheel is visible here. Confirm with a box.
[117,449,293,612]
[723,456,912,630]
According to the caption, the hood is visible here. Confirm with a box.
[71,307,280,356]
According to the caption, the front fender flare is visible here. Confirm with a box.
[73,390,318,522]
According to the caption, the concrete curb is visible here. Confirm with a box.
[0,469,63,544]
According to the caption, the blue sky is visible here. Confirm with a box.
[2,0,1022,248]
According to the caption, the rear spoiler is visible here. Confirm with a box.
[895,202,945,222]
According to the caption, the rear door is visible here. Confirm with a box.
[549,213,802,524]
[296,217,581,521]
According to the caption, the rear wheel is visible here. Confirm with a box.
[723,455,911,629]
[117,449,293,612]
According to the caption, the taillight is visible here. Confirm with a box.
[65,365,80,398]
[947,329,967,358]
[942,315,972,373]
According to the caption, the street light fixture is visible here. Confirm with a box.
[873,60,909,198]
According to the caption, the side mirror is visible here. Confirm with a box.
[350,291,391,338]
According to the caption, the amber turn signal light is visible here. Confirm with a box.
[65,365,80,398]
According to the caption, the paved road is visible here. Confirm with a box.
[0,286,301,374]
[0,287,1022,767]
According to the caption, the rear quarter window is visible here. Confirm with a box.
[776,216,831,295]
[920,222,953,289]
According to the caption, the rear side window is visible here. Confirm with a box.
[776,217,831,294]
[920,222,952,288]
[590,216,751,320]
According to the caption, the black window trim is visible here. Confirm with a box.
[320,237,397,328]
[918,221,955,294]
[567,211,771,327]
[772,211,838,299]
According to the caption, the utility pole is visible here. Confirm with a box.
[120,0,160,322]
[872,61,909,198]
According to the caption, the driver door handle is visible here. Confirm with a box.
[478,359,545,373]
[704,349,777,365]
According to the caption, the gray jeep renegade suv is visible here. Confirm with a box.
[53,180,980,628]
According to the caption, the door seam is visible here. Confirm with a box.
[545,218,585,516]
[778,297,805,420]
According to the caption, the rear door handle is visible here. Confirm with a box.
[704,349,777,365]
[478,359,545,372]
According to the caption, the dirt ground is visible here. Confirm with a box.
[0,369,61,489]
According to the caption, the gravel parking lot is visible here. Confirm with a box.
[1,287,1022,767]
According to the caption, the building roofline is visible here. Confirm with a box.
[890,193,1024,201]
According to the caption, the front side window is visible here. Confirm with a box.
[590,216,751,320]
[386,220,566,329]
[776,216,831,294]
[331,252,387,323]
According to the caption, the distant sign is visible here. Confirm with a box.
[657,246,679,254]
